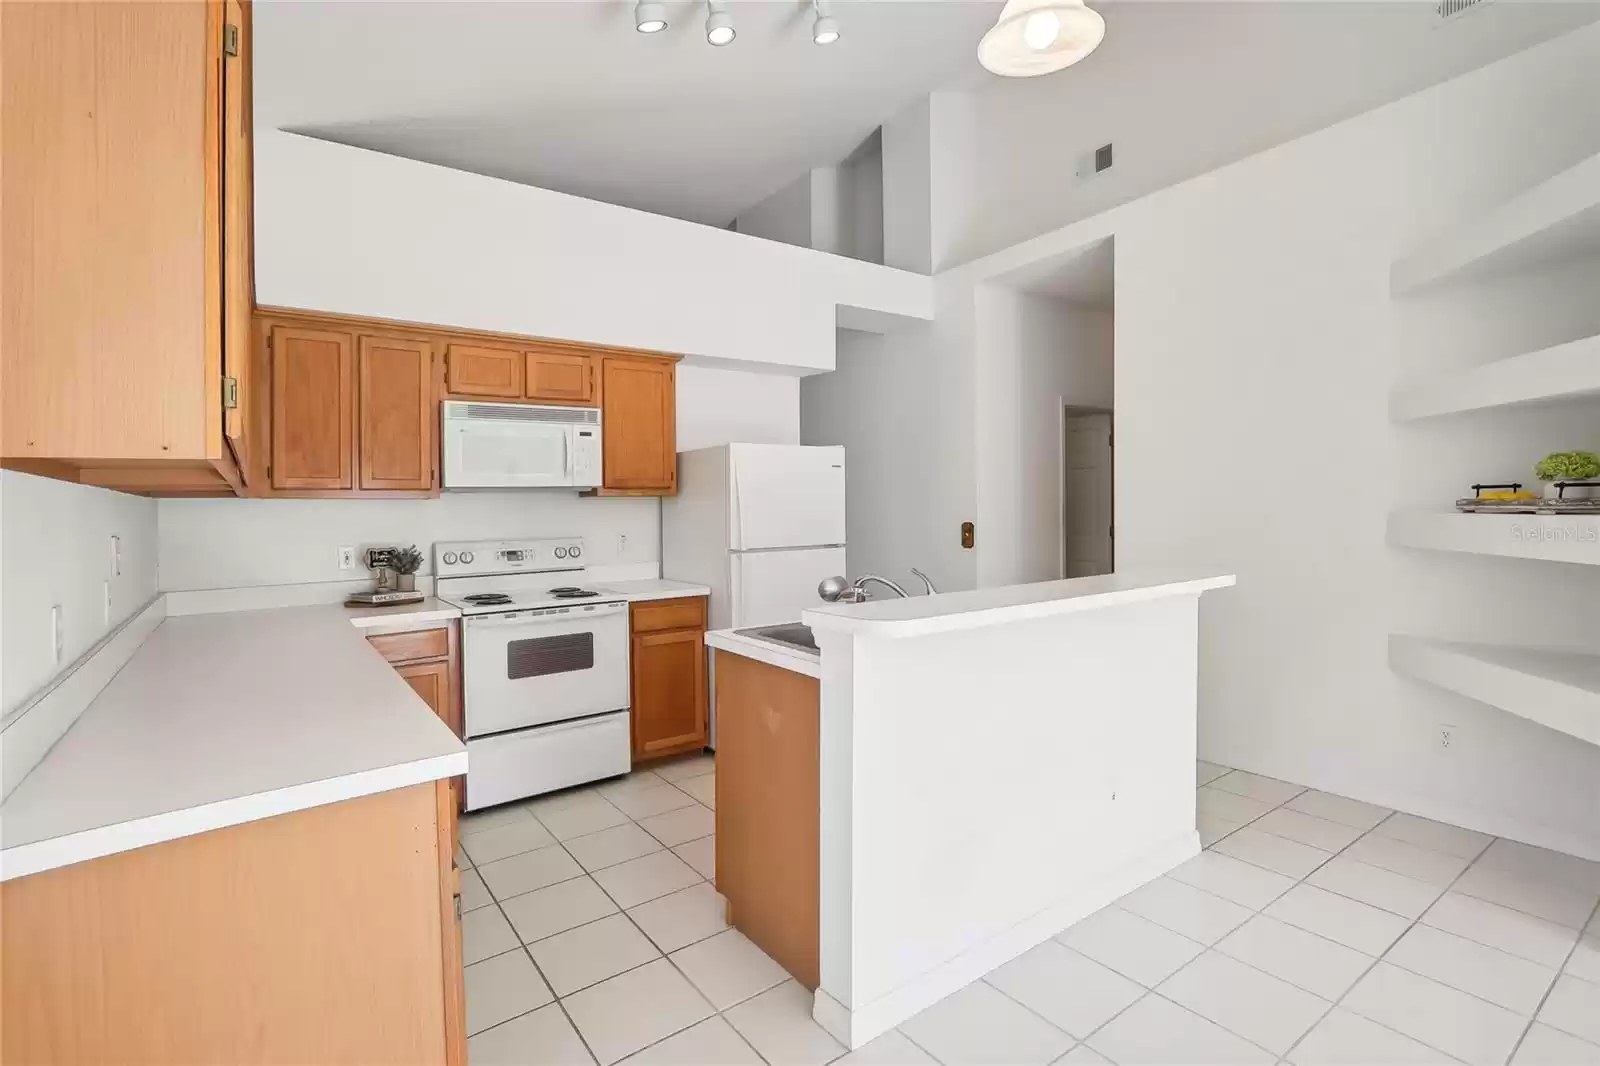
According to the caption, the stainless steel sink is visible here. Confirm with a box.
[735,622,818,653]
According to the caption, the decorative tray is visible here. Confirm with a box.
[1455,498,1600,514]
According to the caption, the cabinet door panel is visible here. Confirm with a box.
[525,351,594,404]
[397,659,451,719]
[446,344,522,398]
[601,357,676,491]
[359,335,435,491]
[631,628,707,759]
[271,327,353,489]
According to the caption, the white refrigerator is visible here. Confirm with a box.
[662,444,846,633]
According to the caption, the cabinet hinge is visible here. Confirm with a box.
[223,23,240,56]
[266,333,274,353]
[222,376,239,410]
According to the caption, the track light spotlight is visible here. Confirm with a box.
[705,1,735,46]
[811,0,840,44]
[635,1,667,33]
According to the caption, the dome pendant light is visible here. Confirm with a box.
[811,0,840,45]
[979,0,1103,77]
[705,1,736,45]
[634,0,667,33]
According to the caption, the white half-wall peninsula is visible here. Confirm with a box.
[707,571,1232,1050]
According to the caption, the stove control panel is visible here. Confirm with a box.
[433,538,584,577]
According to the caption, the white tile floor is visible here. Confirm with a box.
[459,755,1600,1066]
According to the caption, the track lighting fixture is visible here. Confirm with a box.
[634,1,667,33]
[705,1,735,46]
[811,0,840,45]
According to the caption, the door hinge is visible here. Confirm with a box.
[222,376,239,410]
[266,333,274,353]
[223,23,240,56]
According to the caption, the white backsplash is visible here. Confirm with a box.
[156,492,660,592]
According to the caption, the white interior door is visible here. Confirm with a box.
[730,445,846,550]
[1064,412,1113,577]
[730,546,847,628]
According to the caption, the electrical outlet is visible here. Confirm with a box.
[338,546,357,571]
[110,535,122,577]
[618,533,628,557]
[51,604,63,665]
[1438,724,1458,752]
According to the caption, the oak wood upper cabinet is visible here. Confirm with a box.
[359,336,436,491]
[0,1,254,497]
[600,355,678,493]
[271,327,354,490]
[525,349,595,405]
[446,344,522,398]
[630,597,708,762]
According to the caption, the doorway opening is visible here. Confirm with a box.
[1062,407,1113,577]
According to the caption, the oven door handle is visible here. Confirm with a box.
[465,602,629,627]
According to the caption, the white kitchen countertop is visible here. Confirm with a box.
[345,596,461,629]
[596,579,712,603]
[0,606,467,882]
[803,570,1237,638]
[705,629,822,678]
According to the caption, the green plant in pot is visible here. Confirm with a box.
[390,545,424,592]
[1533,451,1600,499]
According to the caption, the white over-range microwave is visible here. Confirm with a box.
[442,401,603,489]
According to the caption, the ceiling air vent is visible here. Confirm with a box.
[1436,0,1497,22]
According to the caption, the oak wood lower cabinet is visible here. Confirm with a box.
[629,597,709,763]
[369,624,464,816]
[1,0,254,498]
[0,782,466,1066]
[713,649,820,990]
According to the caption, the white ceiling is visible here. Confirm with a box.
[255,0,1600,233]
[254,0,1000,226]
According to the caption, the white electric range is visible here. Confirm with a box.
[434,538,630,810]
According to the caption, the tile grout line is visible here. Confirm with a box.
[465,759,718,1061]
[1277,820,1505,1066]
[1503,893,1600,1064]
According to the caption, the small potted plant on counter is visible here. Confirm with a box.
[390,544,424,592]
[1534,451,1600,500]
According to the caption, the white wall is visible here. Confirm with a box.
[801,314,976,595]
[951,21,1600,856]
[0,473,158,717]
[676,366,799,452]
[734,173,813,250]
[255,131,930,376]
[973,288,1113,587]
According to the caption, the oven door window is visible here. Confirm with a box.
[507,632,594,679]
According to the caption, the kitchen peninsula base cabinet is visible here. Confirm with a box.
[0,781,465,1066]
[712,649,820,990]
[368,623,465,816]
[630,597,710,763]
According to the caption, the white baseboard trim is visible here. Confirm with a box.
[0,596,166,802]
[812,828,1200,1050]
[1209,755,1600,863]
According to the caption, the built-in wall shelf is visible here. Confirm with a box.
[1391,332,1600,420]
[1387,511,1600,566]
[1391,151,1600,294]
[1389,635,1600,746]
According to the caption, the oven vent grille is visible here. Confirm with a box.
[507,632,595,679]
[452,402,600,424]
